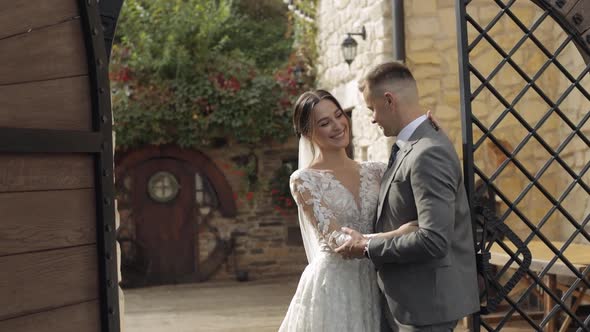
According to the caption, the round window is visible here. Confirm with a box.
[147,171,180,203]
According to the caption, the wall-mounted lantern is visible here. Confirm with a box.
[341,25,366,65]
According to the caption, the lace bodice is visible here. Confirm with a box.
[289,161,387,259]
[280,162,387,331]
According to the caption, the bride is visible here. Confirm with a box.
[279,90,421,332]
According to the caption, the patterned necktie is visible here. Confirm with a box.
[387,143,400,169]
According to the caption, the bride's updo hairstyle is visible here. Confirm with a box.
[292,89,351,141]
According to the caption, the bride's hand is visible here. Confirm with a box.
[335,227,368,259]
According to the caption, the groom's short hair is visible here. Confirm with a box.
[360,62,418,102]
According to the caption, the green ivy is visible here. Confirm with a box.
[269,159,298,212]
[294,0,317,17]
[287,0,318,87]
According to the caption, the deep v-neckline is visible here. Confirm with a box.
[307,162,364,212]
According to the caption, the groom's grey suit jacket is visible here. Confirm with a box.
[367,120,480,326]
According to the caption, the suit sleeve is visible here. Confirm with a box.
[367,145,459,265]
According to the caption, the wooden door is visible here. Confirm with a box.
[133,158,195,284]
[0,0,120,330]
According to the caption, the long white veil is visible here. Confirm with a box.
[297,136,316,169]
[297,137,321,263]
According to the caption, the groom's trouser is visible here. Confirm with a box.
[380,293,395,332]
[392,318,458,332]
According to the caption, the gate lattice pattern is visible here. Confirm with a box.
[457,0,590,331]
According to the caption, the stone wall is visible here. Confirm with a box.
[316,0,397,163]
[549,26,590,243]
[448,0,565,240]
[457,0,589,242]
[316,0,589,242]
[203,138,307,280]
[116,138,307,285]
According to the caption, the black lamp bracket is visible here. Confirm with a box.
[346,26,366,40]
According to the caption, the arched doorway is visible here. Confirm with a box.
[115,145,236,286]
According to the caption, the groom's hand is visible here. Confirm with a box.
[335,227,367,259]
[426,110,440,131]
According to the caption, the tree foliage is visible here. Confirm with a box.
[111,0,311,149]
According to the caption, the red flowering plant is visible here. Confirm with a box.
[268,159,298,214]
[112,50,304,149]
[109,0,313,151]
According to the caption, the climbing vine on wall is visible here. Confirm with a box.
[285,0,318,88]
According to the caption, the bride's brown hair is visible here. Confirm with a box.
[292,89,351,141]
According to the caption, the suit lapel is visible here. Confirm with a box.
[375,168,393,226]
[375,120,438,226]
[376,141,413,223]
[387,141,412,185]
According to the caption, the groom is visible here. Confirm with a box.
[336,62,480,332]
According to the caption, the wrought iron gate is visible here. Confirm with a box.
[457,0,590,331]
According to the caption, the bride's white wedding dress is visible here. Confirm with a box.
[279,161,387,332]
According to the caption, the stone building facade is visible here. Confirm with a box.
[201,139,307,280]
[315,0,589,242]
[317,0,397,162]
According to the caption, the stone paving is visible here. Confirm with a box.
[123,276,531,332]
[123,276,298,332]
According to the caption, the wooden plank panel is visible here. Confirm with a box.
[0,154,94,193]
[0,19,87,85]
[0,300,100,332]
[0,129,102,153]
[0,76,92,131]
[0,246,99,320]
[0,0,79,40]
[0,189,96,256]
